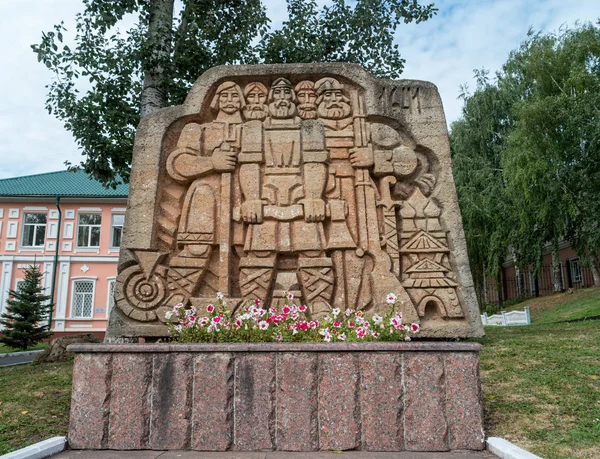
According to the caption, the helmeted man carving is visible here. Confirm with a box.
[238,77,333,316]
[165,81,244,304]
[315,77,375,311]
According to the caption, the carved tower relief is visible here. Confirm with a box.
[110,64,484,339]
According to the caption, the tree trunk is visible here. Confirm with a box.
[140,0,175,118]
[482,262,489,304]
[511,247,522,298]
[591,258,600,286]
[551,242,563,293]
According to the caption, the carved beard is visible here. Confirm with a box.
[269,100,297,119]
[244,105,268,120]
[317,101,352,120]
[298,103,318,119]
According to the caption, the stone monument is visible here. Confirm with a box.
[68,64,486,453]
[106,63,484,339]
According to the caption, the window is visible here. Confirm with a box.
[570,258,583,284]
[71,280,95,318]
[110,214,124,248]
[77,214,101,248]
[107,279,116,314]
[21,213,47,247]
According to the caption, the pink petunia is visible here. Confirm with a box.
[298,305,307,312]
[411,323,420,333]
[282,306,291,315]
[212,316,221,324]
[258,320,269,330]
[386,293,397,304]
[333,321,342,328]
[207,304,215,313]
[348,321,355,328]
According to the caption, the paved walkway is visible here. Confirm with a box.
[0,349,43,367]
[49,450,498,458]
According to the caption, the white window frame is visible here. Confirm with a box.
[106,278,116,315]
[110,214,125,248]
[21,212,47,248]
[70,277,97,319]
[569,257,583,285]
[76,213,102,248]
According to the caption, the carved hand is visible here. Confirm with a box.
[241,200,263,223]
[350,147,374,168]
[212,149,237,172]
[415,173,437,195]
[302,199,326,222]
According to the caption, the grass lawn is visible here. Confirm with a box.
[481,287,600,459]
[0,342,48,354]
[0,360,72,455]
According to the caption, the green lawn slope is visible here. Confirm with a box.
[481,287,600,459]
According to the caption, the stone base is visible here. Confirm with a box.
[67,342,484,452]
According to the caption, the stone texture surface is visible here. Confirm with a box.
[149,354,193,450]
[360,353,404,451]
[108,354,152,449]
[276,353,318,451]
[192,353,234,450]
[444,353,485,450]
[105,62,485,341]
[233,354,276,451]
[68,346,484,452]
[69,353,112,449]
[319,353,360,451]
[404,353,448,451]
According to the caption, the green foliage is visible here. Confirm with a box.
[0,265,53,351]
[451,22,600,287]
[32,0,436,187]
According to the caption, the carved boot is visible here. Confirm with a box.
[298,257,334,318]
[239,256,276,303]
[167,243,212,305]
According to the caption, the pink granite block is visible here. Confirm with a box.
[107,353,152,449]
[318,353,360,451]
[233,353,275,450]
[404,352,448,451]
[360,352,404,451]
[445,352,485,450]
[149,354,193,450]
[191,353,234,451]
[276,353,318,451]
[69,353,112,449]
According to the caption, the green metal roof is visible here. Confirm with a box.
[0,170,129,198]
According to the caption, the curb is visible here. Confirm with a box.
[487,437,543,459]
[0,437,66,459]
[0,350,44,359]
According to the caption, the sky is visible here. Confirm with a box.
[0,0,598,180]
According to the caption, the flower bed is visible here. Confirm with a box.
[166,292,420,343]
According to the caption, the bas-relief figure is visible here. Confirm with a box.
[110,64,484,339]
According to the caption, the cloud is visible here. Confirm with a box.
[395,0,600,126]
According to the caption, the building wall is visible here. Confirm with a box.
[484,242,598,305]
[0,200,127,335]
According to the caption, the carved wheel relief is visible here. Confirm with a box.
[117,75,465,324]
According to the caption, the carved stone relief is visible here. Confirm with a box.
[109,64,484,339]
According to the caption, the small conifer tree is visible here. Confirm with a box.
[0,264,53,350]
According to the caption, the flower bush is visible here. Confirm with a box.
[166,292,419,343]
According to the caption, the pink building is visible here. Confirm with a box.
[0,170,128,338]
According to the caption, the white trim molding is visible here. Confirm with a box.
[7,221,17,238]
[0,261,14,318]
[64,210,75,219]
[8,208,19,218]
